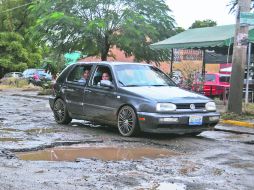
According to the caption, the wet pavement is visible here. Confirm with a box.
[0,89,254,190]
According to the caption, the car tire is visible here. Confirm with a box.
[53,98,72,124]
[117,106,140,137]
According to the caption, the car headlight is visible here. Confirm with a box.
[205,102,216,111]
[156,103,176,112]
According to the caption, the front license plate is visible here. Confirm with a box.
[189,115,203,125]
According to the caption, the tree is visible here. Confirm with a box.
[173,27,185,34]
[189,19,217,29]
[30,0,175,63]
[0,0,44,75]
[0,32,41,71]
[228,0,254,12]
[0,0,34,33]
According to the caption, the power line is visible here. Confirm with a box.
[0,1,35,14]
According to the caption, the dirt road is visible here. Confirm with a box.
[0,89,253,190]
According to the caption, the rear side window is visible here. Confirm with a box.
[56,65,74,83]
[67,65,92,83]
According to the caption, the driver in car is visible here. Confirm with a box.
[101,72,111,81]
[98,72,111,86]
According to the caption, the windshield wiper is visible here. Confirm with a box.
[118,80,126,86]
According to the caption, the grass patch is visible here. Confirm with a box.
[221,103,254,121]
[37,89,53,95]
[0,77,28,88]
[221,112,254,121]
[0,83,41,91]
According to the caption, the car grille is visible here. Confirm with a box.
[176,103,206,109]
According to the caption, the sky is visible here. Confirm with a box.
[166,0,236,29]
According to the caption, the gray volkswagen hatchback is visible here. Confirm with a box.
[49,62,220,137]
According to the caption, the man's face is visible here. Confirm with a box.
[83,70,90,79]
[102,73,110,80]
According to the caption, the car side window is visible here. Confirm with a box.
[67,65,92,84]
[91,66,113,86]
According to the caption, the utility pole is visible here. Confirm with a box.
[228,0,251,114]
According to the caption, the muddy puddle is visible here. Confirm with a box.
[17,145,179,161]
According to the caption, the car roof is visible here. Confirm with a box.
[76,61,150,66]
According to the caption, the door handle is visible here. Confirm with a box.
[66,89,75,92]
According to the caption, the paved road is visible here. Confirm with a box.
[0,89,253,190]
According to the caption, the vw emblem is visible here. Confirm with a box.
[190,104,195,110]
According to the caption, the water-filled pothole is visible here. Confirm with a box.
[17,145,179,161]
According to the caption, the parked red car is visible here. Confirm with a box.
[193,73,230,97]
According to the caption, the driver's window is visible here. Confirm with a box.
[91,66,112,86]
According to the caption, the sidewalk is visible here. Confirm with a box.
[217,120,254,135]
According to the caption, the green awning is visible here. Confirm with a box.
[151,24,254,50]
[64,51,82,65]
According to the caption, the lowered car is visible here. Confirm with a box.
[49,62,220,137]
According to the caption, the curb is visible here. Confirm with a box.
[220,119,254,128]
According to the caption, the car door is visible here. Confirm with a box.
[83,65,120,123]
[64,64,92,115]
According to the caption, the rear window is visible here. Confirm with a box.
[56,65,74,83]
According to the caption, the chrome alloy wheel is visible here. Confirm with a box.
[53,99,72,124]
[117,106,139,136]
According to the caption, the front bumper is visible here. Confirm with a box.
[137,111,220,134]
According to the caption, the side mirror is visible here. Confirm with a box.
[100,80,114,88]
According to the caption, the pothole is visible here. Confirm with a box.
[17,145,180,161]
[0,128,21,132]
[0,127,59,134]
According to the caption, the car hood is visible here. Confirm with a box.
[121,86,210,103]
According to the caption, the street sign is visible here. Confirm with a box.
[240,12,254,26]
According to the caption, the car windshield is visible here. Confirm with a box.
[114,64,175,87]
[205,74,216,82]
